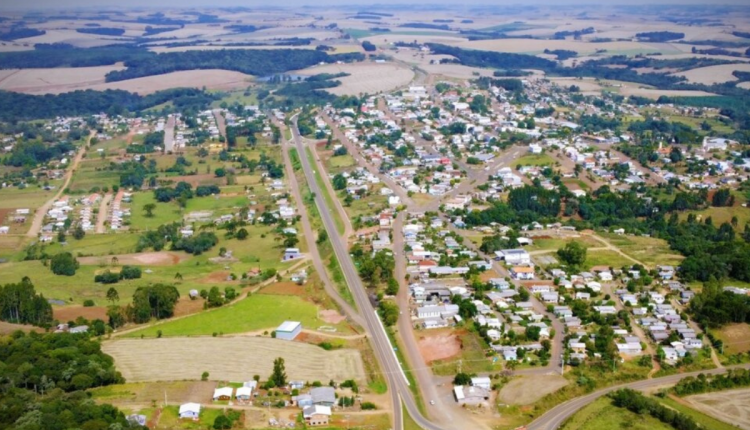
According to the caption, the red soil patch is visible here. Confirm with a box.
[0,208,12,223]
[200,271,233,283]
[262,281,305,296]
[78,252,188,266]
[417,331,462,363]
[53,305,107,322]
[173,297,206,317]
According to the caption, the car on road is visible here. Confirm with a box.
[430,400,435,405]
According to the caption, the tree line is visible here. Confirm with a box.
[105,49,364,82]
[609,389,701,430]
[0,277,53,327]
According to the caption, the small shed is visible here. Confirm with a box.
[275,321,302,341]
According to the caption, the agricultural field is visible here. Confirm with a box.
[124,292,352,337]
[710,323,750,355]
[674,63,750,85]
[103,336,367,383]
[0,65,124,94]
[658,396,737,430]
[295,62,415,96]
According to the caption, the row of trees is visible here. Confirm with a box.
[609,389,701,430]
[105,49,364,82]
[673,368,750,396]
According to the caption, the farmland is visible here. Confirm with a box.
[103,336,367,383]
[683,388,750,430]
[295,62,415,96]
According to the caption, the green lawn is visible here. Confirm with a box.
[156,405,223,430]
[561,396,673,430]
[129,192,183,231]
[125,293,345,337]
[402,404,422,430]
[327,154,355,170]
[0,182,63,209]
[69,158,120,192]
[306,147,345,236]
[584,249,634,270]
[514,153,556,167]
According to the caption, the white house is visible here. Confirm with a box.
[213,387,233,401]
[495,249,531,265]
[179,403,201,420]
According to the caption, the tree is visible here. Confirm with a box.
[143,203,156,218]
[271,357,287,387]
[332,173,347,190]
[215,167,226,178]
[50,252,79,276]
[72,225,86,240]
[557,241,587,267]
[236,228,249,240]
[213,415,232,429]
[106,287,119,305]
[453,372,472,385]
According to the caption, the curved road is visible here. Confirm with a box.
[291,114,447,430]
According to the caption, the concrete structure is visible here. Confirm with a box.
[275,321,302,341]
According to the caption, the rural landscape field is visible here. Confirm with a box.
[1,1,750,430]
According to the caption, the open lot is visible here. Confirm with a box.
[103,336,366,383]
[498,374,568,406]
[711,323,750,355]
[685,388,750,430]
[417,329,461,363]
[599,233,684,267]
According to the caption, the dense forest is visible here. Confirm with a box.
[427,43,557,70]
[0,45,155,69]
[0,87,218,121]
[0,278,53,327]
[3,140,76,167]
[76,27,126,36]
[0,27,45,41]
[0,332,145,430]
[399,23,450,30]
[105,49,364,82]
[635,31,685,42]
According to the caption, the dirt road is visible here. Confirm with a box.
[95,193,112,234]
[26,133,92,237]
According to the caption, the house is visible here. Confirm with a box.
[236,386,253,400]
[471,376,492,390]
[511,266,535,280]
[303,405,332,426]
[453,385,491,405]
[310,387,336,406]
[276,321,302,341]
[283,248,302,261]
[213,387,233,401]
[179,403,201,420]
[0,226,8,234]
[293,394,314,407]
[495,249,531,265]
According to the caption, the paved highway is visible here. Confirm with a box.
[291,114,447,430]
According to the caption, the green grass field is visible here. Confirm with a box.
[157,405,223,430]
[561,397,673,430]
[599,232,683,267]
[306,147,345,235]
[129,192,183,230]
[514,153,556,167]
[0,182,63,209]
[125,293,346,337]
[584,249,634,270]
[69,158,120,192]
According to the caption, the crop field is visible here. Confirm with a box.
[0,65,125,94]
[69,158,121,192]
[124,293,351,337]
[296,62,414,96]
[684,388,750,430]
[453,39,679,56]
[103,336,366,383]
[674,63,750,85]
[78,70,253,95]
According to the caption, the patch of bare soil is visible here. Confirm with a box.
[498,375,569,405]
[262,281,305,296]
[418,331,462,363]
[78,252,189,266]
[172,297,206,317]
[320,309,345,324]
[53,305,108,322]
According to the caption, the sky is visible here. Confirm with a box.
[5,0,749,9]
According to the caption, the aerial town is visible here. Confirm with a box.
[0,2,750,430]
